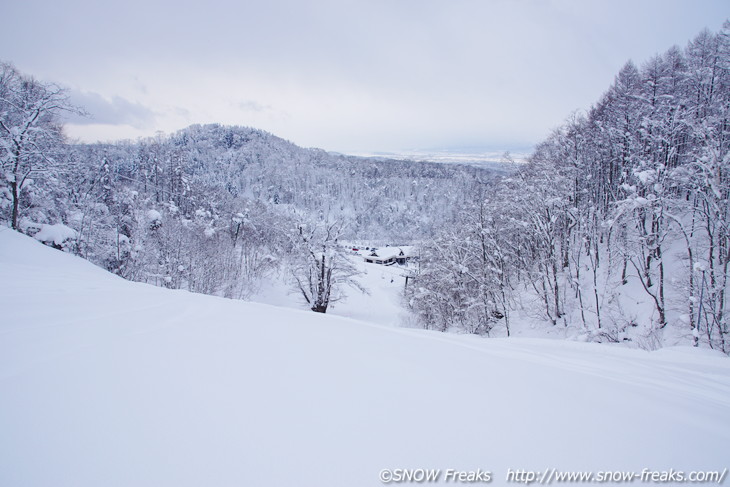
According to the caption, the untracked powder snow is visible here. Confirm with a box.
[1,228,728,486]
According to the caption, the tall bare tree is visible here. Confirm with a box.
[0,62,78,229]
[289,218,364,313]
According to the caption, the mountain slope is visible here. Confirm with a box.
[1,228,728,486]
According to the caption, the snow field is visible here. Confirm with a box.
[1,228,729,487]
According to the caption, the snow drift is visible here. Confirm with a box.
[1,228,728,486]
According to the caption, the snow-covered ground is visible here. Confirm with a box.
[1,227,729,487]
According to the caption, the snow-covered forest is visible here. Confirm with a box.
[1,88,500,300]
[407,24,730,352]
[2,23,730,353]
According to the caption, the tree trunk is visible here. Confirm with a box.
[10,179,19,230]
[311,303,328,313]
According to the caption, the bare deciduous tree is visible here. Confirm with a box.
[289,218,365,313]
[0,62,80,229]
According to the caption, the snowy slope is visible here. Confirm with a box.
[1,227,729,487]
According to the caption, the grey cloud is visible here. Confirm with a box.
[172,106,192,118]
[64,90,156,128]
[237,100,272,113]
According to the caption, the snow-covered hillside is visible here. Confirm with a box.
[1,228,729,487]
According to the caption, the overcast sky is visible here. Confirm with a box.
[1,0,727,154]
